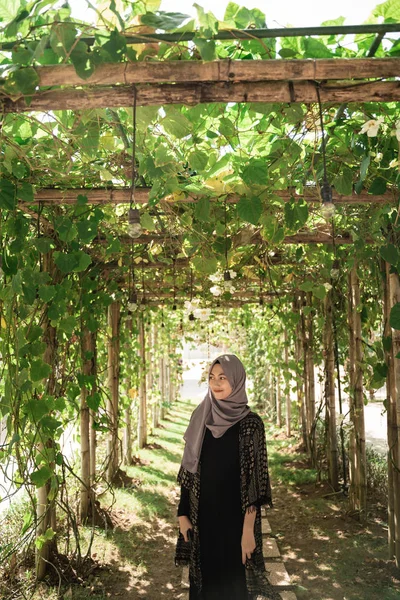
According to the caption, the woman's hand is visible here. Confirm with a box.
[241,528,256,565]
[178,515,193,542]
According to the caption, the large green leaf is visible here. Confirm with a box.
[30,360,52,382]
[240,159,268,186]
[303,38,333,58]
[194,197,210,222]
[369,177,387,195]
[30,465,52,488]
[284,198,309,231]
[50,22,77,58]
[237,196,262,226]
[102,28,126,62]
[193,38,216,61]
[141,11,190,29]
[333,167,353,195]
[191,254,218,274]
[55,216,78,243]
[390,302,400,330]
[380,243,399,266]
[0,178,16,210]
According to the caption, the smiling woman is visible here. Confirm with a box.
[175,354,280,600]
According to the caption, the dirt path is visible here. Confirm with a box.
[84,400,399,600]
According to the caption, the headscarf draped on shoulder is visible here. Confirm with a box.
[181,354,250,473]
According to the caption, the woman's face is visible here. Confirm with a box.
[209,363,233,400]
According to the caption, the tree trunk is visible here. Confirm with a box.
[138,313,147,449]
[36,253,57,580]
[284,329,291,437]
[383,260,396,559]
[294,297,307,447]
[389,270,400,566]
[324,292,339,491]
[152,324,160,429]
[106,301,120,484]
[80,326,95,523]
[123,317,133,466]
[306,292,316,467]
[276,363,282,428]
[347,265,367,520]
[160,356,166,420]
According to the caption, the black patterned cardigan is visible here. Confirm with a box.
[174,411,281,600]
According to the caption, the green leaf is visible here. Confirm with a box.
[102,28,126,62]
[380,243,399,266]
[237,196,262,225]
[303,38,333,58]
[284,198,309,231]
[74,250,92,272]
[59,316,77,335]
[162,111,191,139]
[369,177,387,195]
[279,48,298,58]
[373,0,400,21]
[140,212,156,231]
[390,302,400,330]
[194,38,216,61]
[312,285,327,300]
[194,3,218,36]
[55,216,78,242]
[50,22,77,58]
[30,360,52,382]
[30,466,52,488]
[189,151,209,172]
[0,0,19,22]
[333,167,353,195]
[24,399,48,421]
[141,11,190,29]
[299,281,314,292]
[240,159,268,186]
[206,154,231,179]
[32,237,54,254]
[70,41,95,80]
[86,392,101,412]
[382,335,392,352]
[0,178,17,210]
[17,181,34,202]
[191,254,218,274]
[26,324,43,343]
[12,67,39,95]
[53,251,78,273]
[77,218,98,243]
[40,415,62,432]
[360,155,370,182]
[194,197,210,222]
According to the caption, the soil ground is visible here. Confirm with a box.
[13,398,400,600]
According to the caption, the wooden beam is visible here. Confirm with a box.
[3,80,400,113]
[97,231,372,245]
[29,187,396,206]
[34,58,400,87]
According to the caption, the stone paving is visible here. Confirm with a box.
[179,506,296,599]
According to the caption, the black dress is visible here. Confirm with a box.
[178,421,249,600]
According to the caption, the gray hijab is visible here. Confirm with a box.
[181,354,250,474]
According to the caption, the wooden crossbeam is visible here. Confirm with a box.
[99,231,372,245]
[29,187,396,206]
[3,80,400,113]
[34,58,400,87]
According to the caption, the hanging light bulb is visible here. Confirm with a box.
[127,291,138,313]
[321,181,335,220]
[189,312,195,321]
[223,270,231,281]
[128,207,142,239]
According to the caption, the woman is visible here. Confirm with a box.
[175,354,280,600]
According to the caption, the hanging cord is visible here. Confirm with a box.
[130,86,138,210]
[330,220,348,494]
[223,196,230,278]
[315,83,333,205]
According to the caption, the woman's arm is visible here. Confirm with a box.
[241,505,257,564]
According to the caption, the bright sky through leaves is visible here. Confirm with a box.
[69,0,384,27]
